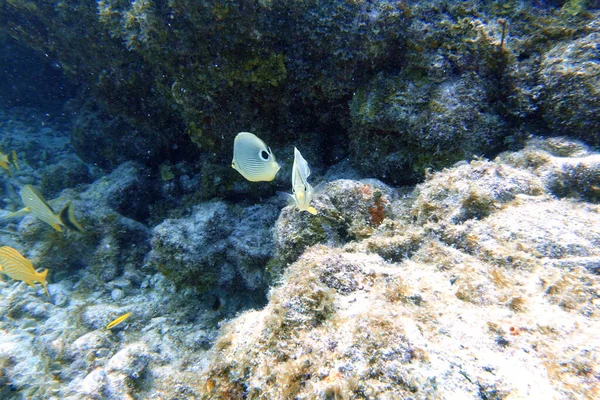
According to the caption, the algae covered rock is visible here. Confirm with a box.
[499,136,600,203]
[349,73,506,184]
[411,158,547,225]
[148,200,280,291]
[148,201,233,291]
[80,161,156,222]
[539,31,600,145]
[272,179,404,277]
[228,203,281,290]
[202,140,600,400]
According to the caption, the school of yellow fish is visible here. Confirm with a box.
[0,147,85,298]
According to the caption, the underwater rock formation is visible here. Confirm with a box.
[349,73,506,183]
[1,130,599,398]
[272,179,406,272]
[539,30,600,145]
[148,200,280,291]
[2,1,600,398]
[203,136,600,399]
[7,165,151,283]
[4,1,598,185]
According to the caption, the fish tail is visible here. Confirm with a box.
[8,151,19,170]
[59,202,85,233]
[38,269,49,296]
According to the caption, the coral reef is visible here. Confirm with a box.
[1,105,599,398]
[272,179,407,278]
[5,0,598,184]
[204,136,600,399]
[2,1,600,398]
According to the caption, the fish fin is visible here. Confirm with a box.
[8,151,19,170]
[293,148,311,179]
[307,206,318,215]
[59,202,85,233]
[38,269,49,296]
[277,191,295,206]
[50,223,63,232]
[0,207,30,220]
[312,181,327,195]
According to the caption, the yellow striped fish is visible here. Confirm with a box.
[0,246,49,295]
[0,146,19,177]
[9,185,85,232]
[106,312,132,330]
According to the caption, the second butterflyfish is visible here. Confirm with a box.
[231,132,281,182]
[288,147,317,215]
[2,185,85,232]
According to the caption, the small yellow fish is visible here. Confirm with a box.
[231,132,281,182]
[106,312,132,330]
[3,185,84,232]
[0,246,49,295]
[289,147,317,215]
[0,147,19,177]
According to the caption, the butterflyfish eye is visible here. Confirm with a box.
[260,150,270,160]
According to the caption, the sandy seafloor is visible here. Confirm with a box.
[0,106,598,399]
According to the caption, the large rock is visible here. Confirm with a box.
[540,32,600,145]
[148,200,280,291]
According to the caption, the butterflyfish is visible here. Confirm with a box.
[287,147,317,215]
[231,132,281,182]
[0,246,49,295]
[0,147,19,177]
[106,312,132,330]
[7,185,85,233]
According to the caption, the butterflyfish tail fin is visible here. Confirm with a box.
[59,202,85,233]
[8,151,19,170]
